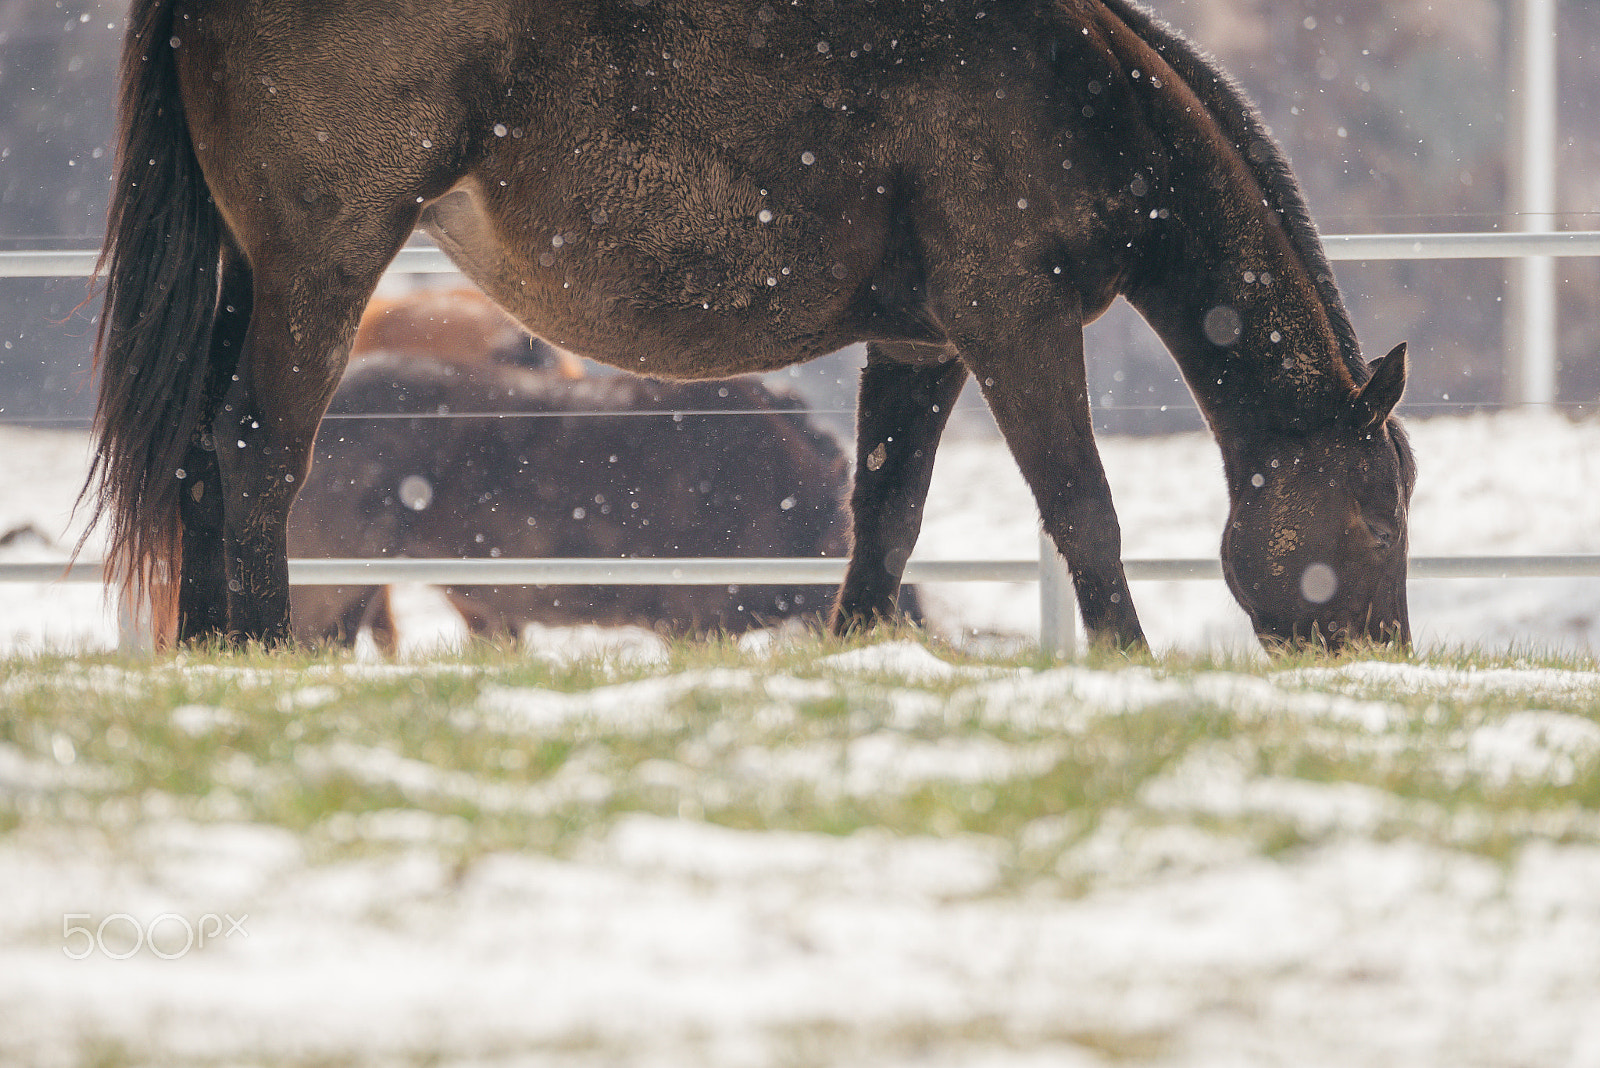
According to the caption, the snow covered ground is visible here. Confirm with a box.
[3,644,1599,1067]
[2,411,1600,1067]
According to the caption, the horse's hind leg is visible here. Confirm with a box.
[833,349,968,634]
[211,243,409,644]
[958,311,1145,649]
[177,252,251,643]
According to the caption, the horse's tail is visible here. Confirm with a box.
[79,0,229,640]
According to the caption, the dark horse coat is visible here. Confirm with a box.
[288,292,911,649]
[86,0,1414,651]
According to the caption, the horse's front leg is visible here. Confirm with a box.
[832,347,968,635]
[960,314,1146,649]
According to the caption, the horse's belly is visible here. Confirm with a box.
[421,176,889,379]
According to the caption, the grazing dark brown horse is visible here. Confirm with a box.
[288,290,905,650]
[86,0,1414,652]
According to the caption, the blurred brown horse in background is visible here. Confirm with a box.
[86,0,1413,652]
[288,290,912,652]
[347,287,587,379]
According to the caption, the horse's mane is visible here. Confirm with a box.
[1095,0,1367,384]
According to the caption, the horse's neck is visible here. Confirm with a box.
[1096,4,1360,437]
[1122,203,1356,437]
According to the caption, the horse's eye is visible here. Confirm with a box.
[1364,520,1395,549]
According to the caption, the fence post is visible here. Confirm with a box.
[1507,0,1559,406]
[1038,532,1077,659]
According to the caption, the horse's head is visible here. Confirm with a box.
[1220,343,1415,652]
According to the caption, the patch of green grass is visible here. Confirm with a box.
[4,630,1600,881]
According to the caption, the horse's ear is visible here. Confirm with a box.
[1351,342,1407,430]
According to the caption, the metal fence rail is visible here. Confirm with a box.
[9,232,1600,279]
[15,555,1600,585]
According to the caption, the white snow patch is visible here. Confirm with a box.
[1287,660,1600,704]
[596,814,1003,898]
[819,639,974,681]
[169,703,241,737]
[296,741,610,817]
[732,730,1066,798]
[276,684,339,711]
[519,621,671,667]
[478,669,760,735]
[1464,711,1600,785]
[1141,742,1404,836]
[0,741,115,793]
[1,809,1598,1065]
[953,665,1401,731]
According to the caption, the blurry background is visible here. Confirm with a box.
[2,0,1596,430]
[3,0,1598,431]
[0,0,116,423]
